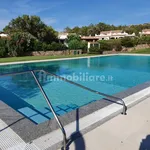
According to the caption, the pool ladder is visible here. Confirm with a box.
[0,70,127,150]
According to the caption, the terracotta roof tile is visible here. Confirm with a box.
[100,30,123,34]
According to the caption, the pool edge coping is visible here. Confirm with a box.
[1,53,150,66]
[0,54,117,66]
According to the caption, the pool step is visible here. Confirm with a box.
[18,104,79,124]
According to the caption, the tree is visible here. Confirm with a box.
[7,32,36,56]
[63,22,150,37]
[68,39,81,50]
[64,27,72,33]
[80,26,88,36]
[67,34,81,43]
[0,38,8,57]
[67,34,87,51]
[87,24,99,36]
[3,15,57,44]
[121,37,135,48]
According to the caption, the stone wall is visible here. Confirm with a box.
[134,44,150,50]
[25,50,82,56]
[125,44,150,52]
[103,44,150,54]
[103,50,118,55]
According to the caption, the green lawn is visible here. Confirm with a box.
[129,48,150,54]
[0,54,98,63]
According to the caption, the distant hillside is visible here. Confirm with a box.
[64,22,150,36]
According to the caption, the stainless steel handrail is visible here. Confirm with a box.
[1,69,127,115]
[31,71,67,150]
[0,70,67,150]
[42,70,127,115]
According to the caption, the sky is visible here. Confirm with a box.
[0,0,150,31]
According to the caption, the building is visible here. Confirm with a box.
[0,32,8,38]
[58,30,136,52]
[95,30,135,40]
[139,29,150,36]
[58,32,68,46]
[58,32,77,46]
[81,36,100,52]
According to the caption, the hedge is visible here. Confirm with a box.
[99,39,122,51]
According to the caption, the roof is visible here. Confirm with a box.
[142,29,150,32]
[100,30,123,34]
[81,36,100,40]
[0,33,8,37]
[0,31,5,34]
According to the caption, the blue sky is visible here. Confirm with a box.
[0,0,150,31]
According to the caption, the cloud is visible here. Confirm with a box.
[42,18,57,25]
[0,19,10,30]
[11,0,65,15]
[0,0,65,30]
[0,9,12,30]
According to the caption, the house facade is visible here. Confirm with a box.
[81,36,100,51]
[139,29,150,36]
[0,32,8,38]
[95,30,135,40]
[58,32,69,46]
[58,30,136,52]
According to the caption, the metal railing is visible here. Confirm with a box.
[0,69,127,150]
[31,71,67,150]
[41,70,127,115]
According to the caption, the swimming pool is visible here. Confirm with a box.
[1,55,150,124]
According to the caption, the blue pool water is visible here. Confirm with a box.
[1,55,150,124]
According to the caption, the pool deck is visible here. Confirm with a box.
[63,96,150,150]
[1,94,150,150]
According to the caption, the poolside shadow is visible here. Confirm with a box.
[139,135,150,150]
[66,109,86,150]
[0,117,25,132]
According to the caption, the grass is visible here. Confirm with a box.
[0,54,98,63]
[129,48,150,54]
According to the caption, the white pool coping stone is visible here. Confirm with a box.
[32,85,150,150]
[1,53,150,66]
[0,54,117,66]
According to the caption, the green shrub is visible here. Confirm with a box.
[50,42,67,51]
[67,34,80,43]
[99,39,122,51]
[60,44,68,50]
[112,39,122,51]
[138,36,150,44]
[7,32,36,56]
[99,40,112,51]
[80,41,87,53]
[121,37,135,47]
[89,46,103,54]
[32,40,43,51]
[132,37,140,46]
[0,38,8,57]
[68,39,81,50]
